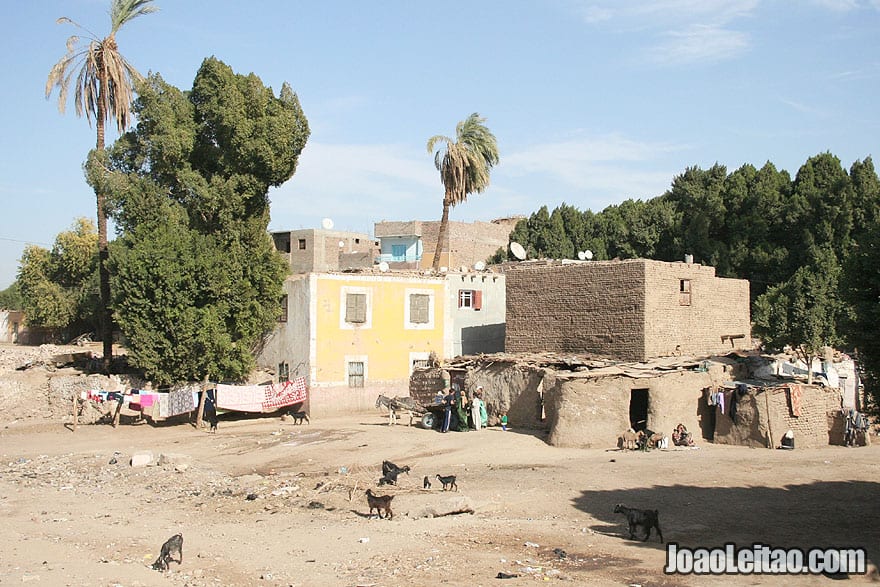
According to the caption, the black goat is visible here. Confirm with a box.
[423,475,432,489]
[365,488,394,520]
[613,504,663,542]
[379,460,411,486]
[151,533,184,571]
[436,474,457,491]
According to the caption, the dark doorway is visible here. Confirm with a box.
[629,388,649,431]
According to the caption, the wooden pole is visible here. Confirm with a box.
[72,393,79,432]
[111,395,124,428]
[195,375,208,429]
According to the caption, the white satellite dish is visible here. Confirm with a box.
[474,261,486,271]
[584,250,594,260]
[321,217,334,230]
[378,261,389,272]
[510,242,526,260]
[577,251,586,261]
[338,240,346,248]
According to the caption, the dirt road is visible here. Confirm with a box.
[1,409,878,587]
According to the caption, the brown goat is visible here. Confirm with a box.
[365,488,394,520]
[620,429,643,450]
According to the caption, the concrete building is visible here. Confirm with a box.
[257,271,446,416]
[444,271,506,358]
[505,259,751,361]
[0,310,24,343]
[375,217,521,271]
[271,228,379,273]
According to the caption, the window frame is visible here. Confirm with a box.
[404,288,435,329]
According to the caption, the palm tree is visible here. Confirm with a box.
[426,113,500,271]
[46,0,158,370]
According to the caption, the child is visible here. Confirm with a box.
[500,412,508,431]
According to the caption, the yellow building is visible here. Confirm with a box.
[258,271,447,416]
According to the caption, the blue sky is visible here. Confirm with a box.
[2,0,878,288]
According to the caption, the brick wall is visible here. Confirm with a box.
[713,385,840,448]
[644,261,751,357]
[419,219,516,269]
[505,259,751,361]
[505,260,647,359]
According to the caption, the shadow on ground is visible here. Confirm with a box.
[573,480,880,571]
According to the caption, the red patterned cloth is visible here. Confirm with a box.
[262,377,308,412]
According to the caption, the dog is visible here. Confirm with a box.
[423,475,432,489]
[365,488,394,520]
[289,411,310,425]
[151,533,184,571]
[613,504,663,542]
[436,474,457,491]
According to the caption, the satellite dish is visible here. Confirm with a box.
[510,242,526,260]
[577,251,586,261]
[584,250,593,260]
[321,217,334,230]
[338,240,346,248]
[474,261,486,271]
[378,261,389,272]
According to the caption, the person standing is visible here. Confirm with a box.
[471,387,484,431]
[455,387,470,432]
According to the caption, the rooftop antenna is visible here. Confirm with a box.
[510,242,526,261]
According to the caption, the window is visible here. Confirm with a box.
[679,279,691,306]
[345,293,367,323]
[279,295,288,322]
[409,294,430,324]
[298,238,306,250]
[392,244,407,261]
[277,362,290,382]
[348,361,365,388]
[404,288,434,329]
[458,289,482,310]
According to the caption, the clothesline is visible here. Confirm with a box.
[84,376,308,419]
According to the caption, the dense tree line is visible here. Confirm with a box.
[494,153,880,409]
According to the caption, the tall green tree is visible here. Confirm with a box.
[17,218,100,340]
[46,0,158,369]
[752,245,849,383]
[427,113,500,271]
[0,282,24,311]
[101,59,308,385]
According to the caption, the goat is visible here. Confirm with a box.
[423,475,432,489]
[379,460,410,486]
[151,533,184,571]
[436,474,457,491]
[620,428,642,450]
[365,488,394,520]
[613,504,663,542]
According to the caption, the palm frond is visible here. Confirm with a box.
[111,0,159,33]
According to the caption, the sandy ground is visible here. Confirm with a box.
[1,348,879,586]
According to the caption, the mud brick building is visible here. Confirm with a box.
[505,259,751,361]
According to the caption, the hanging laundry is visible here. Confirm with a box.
[157,393,171,418]
[215,383,266,412]
[168,388,195,417]
[262,377,308,412]
[786,384,803,417]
